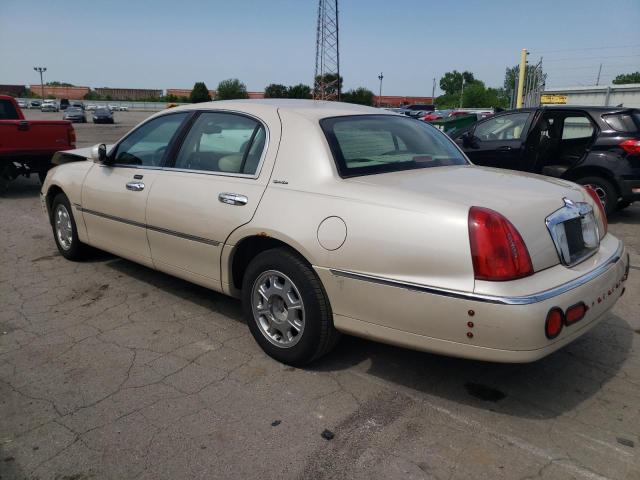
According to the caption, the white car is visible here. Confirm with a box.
[17,99,28,109]
[41,100,629,366]
[86,104,97,111]
[119,106,128,111]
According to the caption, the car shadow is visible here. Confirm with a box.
[0,176,41,198]
[608,203,640,225]
[103,256,633,420]
[311,313,633,419]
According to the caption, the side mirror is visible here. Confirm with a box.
[91,144,109,163]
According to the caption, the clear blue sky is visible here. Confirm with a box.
[1,0,638,95]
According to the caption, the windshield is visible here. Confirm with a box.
[320,115,468,177]
[95,108,110,114]
[67,108,81,113]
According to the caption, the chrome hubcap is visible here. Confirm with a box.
[252,270,305,348]
[54,204,73,250]
[585,184,607,208]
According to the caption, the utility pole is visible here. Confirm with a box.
[516,49,527,108]
[377,72,383,107]
[459,77,465,108]
[432,77,436,103]
[596,63,602,86]
[33,66,47,99]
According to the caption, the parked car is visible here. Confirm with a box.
[41,100,629,366]
[402,103,436,118]
[30,100,42,108]
[85,104,97,111]
[92,107,114,124]
[69,101,84,110]
[422,110,452,122]
[119,106,128,111]
[41,100,59,112]
[17,99,28,109]
[63,107,86,123]
[451,106,640,214]
[60,99,70,110]
[107,104,119,112]
[0,95,75,192]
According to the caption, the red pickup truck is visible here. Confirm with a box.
[0,95,75,192]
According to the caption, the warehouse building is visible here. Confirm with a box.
[541,84,640,108]
[94,87,162,100]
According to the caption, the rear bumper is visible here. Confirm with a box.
[316,239,629,363]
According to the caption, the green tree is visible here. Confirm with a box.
[439,71,476,95]
[46,81,75,87]
[190,82,211,103]
[314,74,343,98]
[264,83,289,98]
[612,71,640,84]
[342,87,375,106]
[216,78,249,100]
[503,64,547,101]
[287,83,312,99]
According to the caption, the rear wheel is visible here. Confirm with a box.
[576,176,617,216]
[50,193,88,260]
[242,248,339,366]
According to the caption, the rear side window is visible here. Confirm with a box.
[561,116,595,140]
[0,99,20,120]
[321,115,468,177]
[602,112,639,133]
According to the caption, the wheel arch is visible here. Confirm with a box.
[45,183,65,222]
[562,165,619,195]
[227,233,316,293]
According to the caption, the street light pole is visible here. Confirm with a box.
[378,72,383,107]
[33,66,47,99]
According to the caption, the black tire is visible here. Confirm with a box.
[50,193,88,260]
[242,248,340,366]
[575,176,617,216]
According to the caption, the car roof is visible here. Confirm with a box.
[500,106,636,114]
[166,99,390,121]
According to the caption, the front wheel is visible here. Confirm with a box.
[242,248,339,366]
[50,193,88,260]
[576,176,617,216]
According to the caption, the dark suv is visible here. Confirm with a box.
[451,106,640,214]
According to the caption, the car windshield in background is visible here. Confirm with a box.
[602,111,640,132]
[320,115,468,177]
[95,108,110,114]
[66,108,81,113]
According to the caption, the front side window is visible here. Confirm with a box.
[113,113,188,167]
[320,115,468,177]
[474,112,530,141]
[173,112,266,175]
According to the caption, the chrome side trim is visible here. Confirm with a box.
[329,241,624,306]
[78,207,220,246]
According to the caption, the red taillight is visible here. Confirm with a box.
[583,185,607,233]
[565,302,587,325]
[619,139,640,155]
[68,126,76,147]
[468,207,534,281]
[545,308,564,339]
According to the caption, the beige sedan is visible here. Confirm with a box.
[41,100,630,366]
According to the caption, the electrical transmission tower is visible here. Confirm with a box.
[314,0,340,101]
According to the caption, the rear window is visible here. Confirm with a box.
[320,115,468,177]
[0,99,20,120]
[602,112,640,132]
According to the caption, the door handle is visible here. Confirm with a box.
[218,192,248,206]
[497,146,513,151]
[126,181,145,191]
[17,121,30,131]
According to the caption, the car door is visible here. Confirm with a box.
[457,112,532,169]
[145,110,280,289]
[81,112,190,267]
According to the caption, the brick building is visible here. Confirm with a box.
[29,86,91,100]
[0,84,27,96]
[374,95,433,107]
[94,88,162,100]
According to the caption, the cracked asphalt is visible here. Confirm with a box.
[1,111,639,479]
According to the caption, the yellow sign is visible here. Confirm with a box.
[541,94,568,105]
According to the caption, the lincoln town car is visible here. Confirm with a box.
[40,100,629,366]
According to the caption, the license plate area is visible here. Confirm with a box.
[546,199,600,267]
